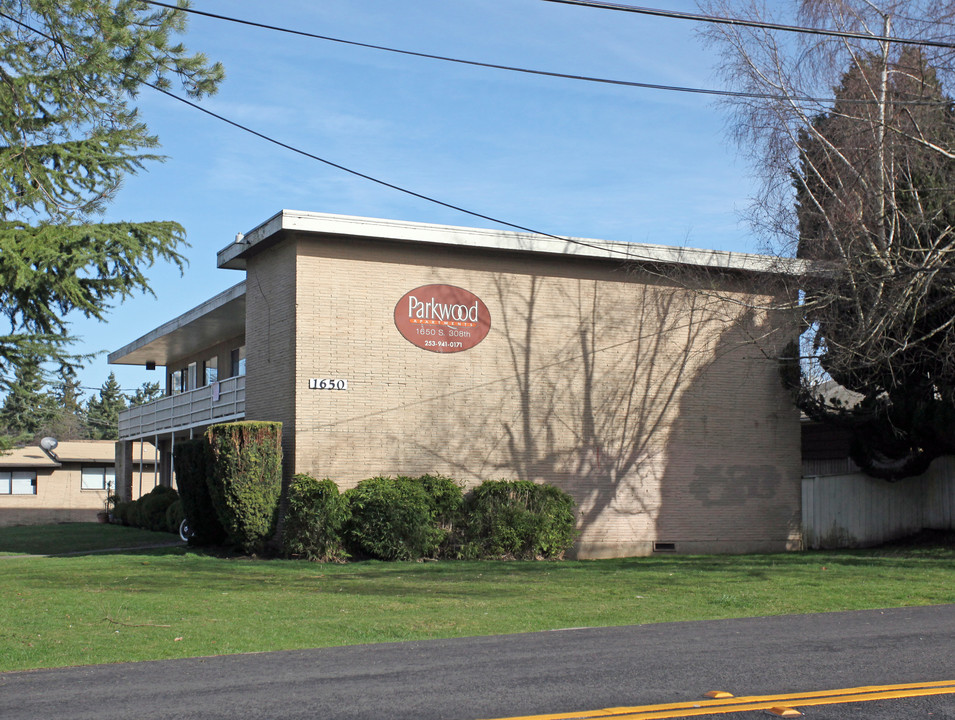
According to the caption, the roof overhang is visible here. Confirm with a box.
[217,209,807,276]
[108,282,246,367]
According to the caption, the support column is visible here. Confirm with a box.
[158,439,174,489]
[114,440,134,503]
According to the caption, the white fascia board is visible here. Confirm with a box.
[217,210,806,276]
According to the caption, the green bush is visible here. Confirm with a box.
[462,480,577,559]
[126,499,143,529]
[113,501,133,526]
[205,421,283,554]
[344,476,444,560]
[165,498,185,534]
[282,474,350,561]
[173,437,228,546]
[417,473,464,554]
[138,485,179,532]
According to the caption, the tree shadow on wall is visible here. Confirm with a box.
[486,272,712,544]
[474,269,796,552]
[652,301,802,553]
[392,266,799,554]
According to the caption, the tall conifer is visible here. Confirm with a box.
[0,1,223,384]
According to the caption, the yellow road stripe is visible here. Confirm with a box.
[483,680,955,720]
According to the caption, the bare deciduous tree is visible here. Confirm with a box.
[699,0,955,478]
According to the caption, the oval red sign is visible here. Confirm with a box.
[394,284,491,353]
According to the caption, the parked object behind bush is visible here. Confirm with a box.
[463,480,577,559]
[205,421,283,554]
[282,474,350,561]
[345,476,444,560]
[173,437,228,546]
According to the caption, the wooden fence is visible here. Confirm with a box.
[802,456,955,548]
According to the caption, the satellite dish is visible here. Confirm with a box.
[39,437,58,451]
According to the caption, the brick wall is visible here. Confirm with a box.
[249,232,802,557]
[244,239,298,482]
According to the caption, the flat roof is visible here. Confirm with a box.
[218,209,805,275]
[0,441,156,467]
[113,211,804,369]
[108,282,246,367]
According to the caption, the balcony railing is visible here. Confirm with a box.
[118,375,245,440]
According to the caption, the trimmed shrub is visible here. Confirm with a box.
[462,480,577,559]
[113,501,133,526]
[205,421,283,554]
[344,476,444,560]
[417,473,464,554]
[126,499,144,529]
[282,474,350,561]
[165,498,185,534]
[138,485,179,532]
[173,437,228,546]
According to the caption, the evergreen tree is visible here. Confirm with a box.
[789,49,955,479]
[701,1,955,479]
[86,372,127,440]
[0,356,57,445]
[0,1,223,386]
[40,368,90,441]
[128,381,162,407]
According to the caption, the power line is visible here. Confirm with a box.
[139,1,948,107]
[0,6,944,269]
[138,0,789,101]
[0,10,682,266]
[539,0,955,50]
[144,81,675,262]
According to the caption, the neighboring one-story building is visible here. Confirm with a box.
[0,440,156,527]
[110,210,804,557]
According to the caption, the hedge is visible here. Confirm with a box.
[113,485,180,534]
[282,474,350,561]
[282,474,575,562]
[173,437,227,546]
[205,421,283,554]
[344,476,446,560]
[462,480,577,559]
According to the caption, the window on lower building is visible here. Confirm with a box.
[81,467,116,491]
[0,471,37,495]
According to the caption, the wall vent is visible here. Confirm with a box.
[653,542,676,553]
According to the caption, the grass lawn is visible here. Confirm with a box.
[1,524,953,672]
[0,522,181,556]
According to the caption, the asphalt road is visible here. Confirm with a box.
[1,605,953,720]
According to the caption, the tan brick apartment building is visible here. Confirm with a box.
[110,211,803,558]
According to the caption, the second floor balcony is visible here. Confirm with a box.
[118,375,245,441]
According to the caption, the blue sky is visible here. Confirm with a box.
[74,0,762,397]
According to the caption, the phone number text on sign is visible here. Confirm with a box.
[308,378,348,390]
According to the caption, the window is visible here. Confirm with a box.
[170,369,184,396]
[204,356,218,386]
[187,361,198,391]
[230,346,246,377]
[81,467,116,491]
[0,471,37,495]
